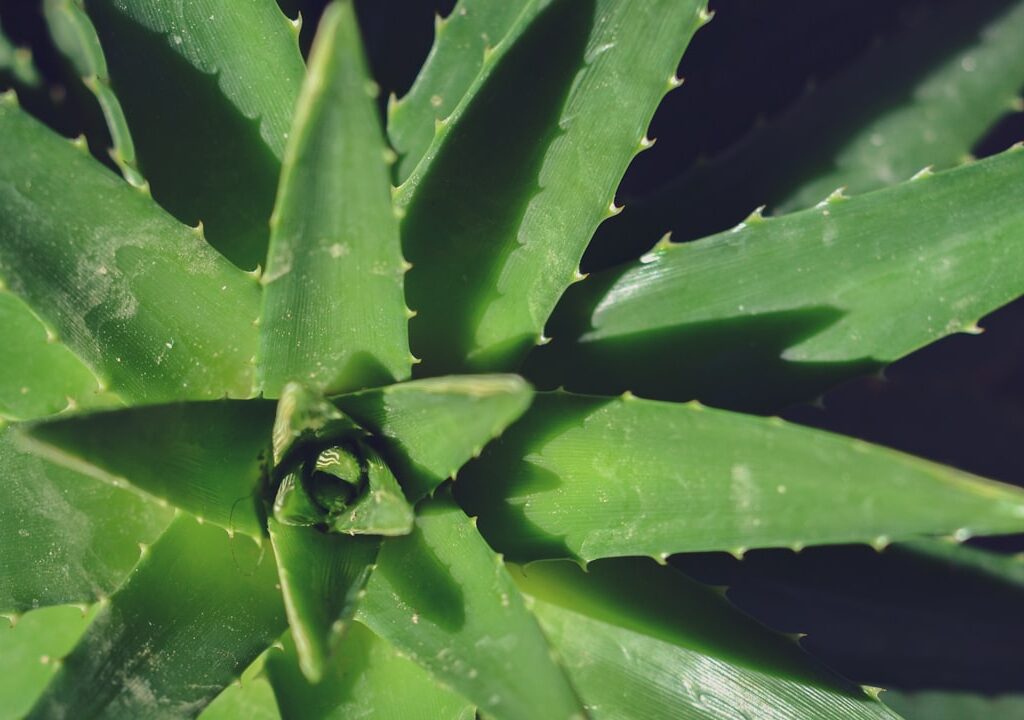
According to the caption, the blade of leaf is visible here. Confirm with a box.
[43,0,144,187]
[884,691,1024,719]
[268,517,379,683]
[0,426,173,614]
[512,558,900,720]
[266,625,475,720]
[357,495,584,720]
[27,515,286,720]
[199,653,280,720]
[21,400,275,538]
[81,0,305,268]
[0,605,96,720]
[0,289,114,421]
[259,1,410,397]
[398,0,708,374]
[528,145,1024,413]
[333,374,533,500]
[328,443,414,536]
[0,17,41,88]
[387,0,530,182]
[595,0,1024,260]
[0,99,262,402]
[456,391,1024,563]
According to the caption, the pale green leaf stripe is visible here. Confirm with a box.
[268,518,379,683]
[513,559,900,720]
[457,392,1024,562]
[0,100,262,402]
[333,374,533,500]
[388,0,530,182]
[21,400,275,538]
[0,605,96,720]
[90,0,302,160]
[267,625,475,720]
[260,2,410,397]
[885,690,1024,720]
[0,427,173,615]
[43,0,144,186]
[81,0,305,269]
[398,0,707,374]
[609,0,1024,252]
[530,146,1024,409]
[28,516,287,720]
[358,496,584,720]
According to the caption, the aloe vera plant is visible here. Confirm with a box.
[1,0,1023,718]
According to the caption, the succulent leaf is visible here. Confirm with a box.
[513,559,901,719]
[530,146,1024,412]
[22,400,276,538]
[333,374,533,500]
[268,518,379,684]
[387,0,530,182]
[259,2,410,397]
[0,102,263,402]
[456,392,1024,562]
[358,495,584,720]
[0,17,41,88]
[27,516,287,720]
[884,690,1024,719]
[43,0,144,187]
[199,653,280,720]
[0,427,173,614]
[80,0,305,268]
[266,624,475,720]
[398,0,707,374]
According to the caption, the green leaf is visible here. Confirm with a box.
[0,426,172,614]
[0,100,262,402]
[398,0,707,374]
[28,516,286,720]
[259,2,410,397]
[512,558,900,720]
[0,605,95,720]
[0,290,113,421]
[884,690,1024,720]
[43,0,144,187]
[529,146,1024,412]
[456,392,1024,563]
[22,400,275,538]
[327,443,414,536]
[82,0,305,268]
[266,625,475,720]
[200,654,280,720]
[598,0,1024,257]
[358,496,584,720]
[0,18,41,88]
[387,0,530,182]
[268,518,379,683]
[901,538,1024,588]
[272,382,359,467]
[333,374,533,500]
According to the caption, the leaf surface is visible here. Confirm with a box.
[387,0,530,182]
[0,100,262,402]
[268,518,379,683]
[200,654,280,720]
[358,496,584,720]
[530,147,1024,412]
[260,2,410,397]
[513,559,900,720]
[399,0,707,374]
[28,516,287,720]
[0,17,40,88]
[82,0,305,268]
[333,375,533,500]
[884,691,1024,720]
[0,426,173,614]
[22,400,275,538]
[457,392,1024,562]
[266,625,475,720]
[43,0,143,186]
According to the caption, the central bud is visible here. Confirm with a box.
[268,383,413,536]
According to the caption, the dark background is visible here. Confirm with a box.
[2,0,1023,698]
